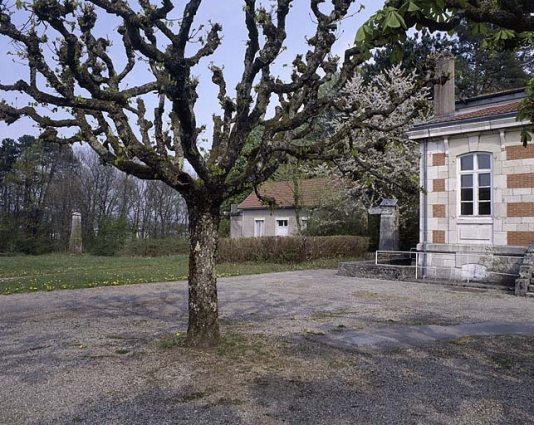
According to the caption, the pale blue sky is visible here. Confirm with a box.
[0,1,383,143]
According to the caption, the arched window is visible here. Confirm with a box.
[459,153,492,216]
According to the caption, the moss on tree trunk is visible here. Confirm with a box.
[186,200,221,347]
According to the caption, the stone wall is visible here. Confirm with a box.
[338,261,417,281]
[417,244,522,287]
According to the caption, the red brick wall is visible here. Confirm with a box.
[432,230,445,244]
[506,145,534,160]
[508,203,534,217]
[432,179,445,192]
[507,173,534,188]
[432,204,446,218]
[432,153,446,166]
[508,231,534,246]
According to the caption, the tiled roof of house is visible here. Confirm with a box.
[427,101,521,125]
[239,178,329,209]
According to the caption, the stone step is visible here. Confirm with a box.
[527,292,534,298]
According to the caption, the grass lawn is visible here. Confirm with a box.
[0,254,359,295]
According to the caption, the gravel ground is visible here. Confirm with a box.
[2,270,534,424]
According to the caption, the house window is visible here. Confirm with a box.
[276,218,289,236]
[254,218,265,237]
[459,153,492,216]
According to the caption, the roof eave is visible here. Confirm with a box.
[408,114,531,140]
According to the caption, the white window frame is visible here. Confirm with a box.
[275,217,289,237]
[458,152,492,217]
[254,218,265,237]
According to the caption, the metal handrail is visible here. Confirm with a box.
[374,250,520,281]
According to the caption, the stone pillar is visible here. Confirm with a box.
[369,199,399,251]
[229,204,243,239]
[69,212,83,254]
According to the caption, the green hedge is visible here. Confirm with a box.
[217,235,369,263]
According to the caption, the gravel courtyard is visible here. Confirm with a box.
[2,270,534,425]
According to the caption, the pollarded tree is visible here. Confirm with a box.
[0,0,434,347]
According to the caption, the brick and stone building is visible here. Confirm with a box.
[408,54,534,287]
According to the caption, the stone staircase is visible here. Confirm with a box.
[515,243,534,297]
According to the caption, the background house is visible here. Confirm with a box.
[230,178,326,238]
[409,54,534,285]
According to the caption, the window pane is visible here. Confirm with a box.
[461,155,473,171]
[461,202,473,215]
[477,154,491,170]
[479,202,491,215]
[255,220,264,237]
[461,188,473,201]
[479,173,490,187]
[479,187,491,201]
[461,174,473,187]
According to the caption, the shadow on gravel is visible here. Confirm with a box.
[30,387,247,425]
[244,334,534,424]
[4,332,534,424]
[60,290,187,321]
[3,271,534,424]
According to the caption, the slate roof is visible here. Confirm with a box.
[239,178,329,209]
[410,88,528,134]
[427,101,521,125]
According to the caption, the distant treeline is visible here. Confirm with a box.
[0,136,187,255]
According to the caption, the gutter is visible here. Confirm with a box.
[409,115,530,140]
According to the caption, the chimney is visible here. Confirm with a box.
[434,52,455,117]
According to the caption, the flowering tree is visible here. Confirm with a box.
[0,0,434,347]
[302,65,429,244]
[330,66,429,196]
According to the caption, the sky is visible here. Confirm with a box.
[0,1,385,144]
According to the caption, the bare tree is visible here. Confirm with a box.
[129,179,186,239]
[0,135,78,252]
[0,0,433,346]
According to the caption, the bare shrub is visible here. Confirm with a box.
[218,236,368,263]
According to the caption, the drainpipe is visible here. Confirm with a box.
[422,138,429,278]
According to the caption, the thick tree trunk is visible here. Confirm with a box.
[186,200,221,347]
